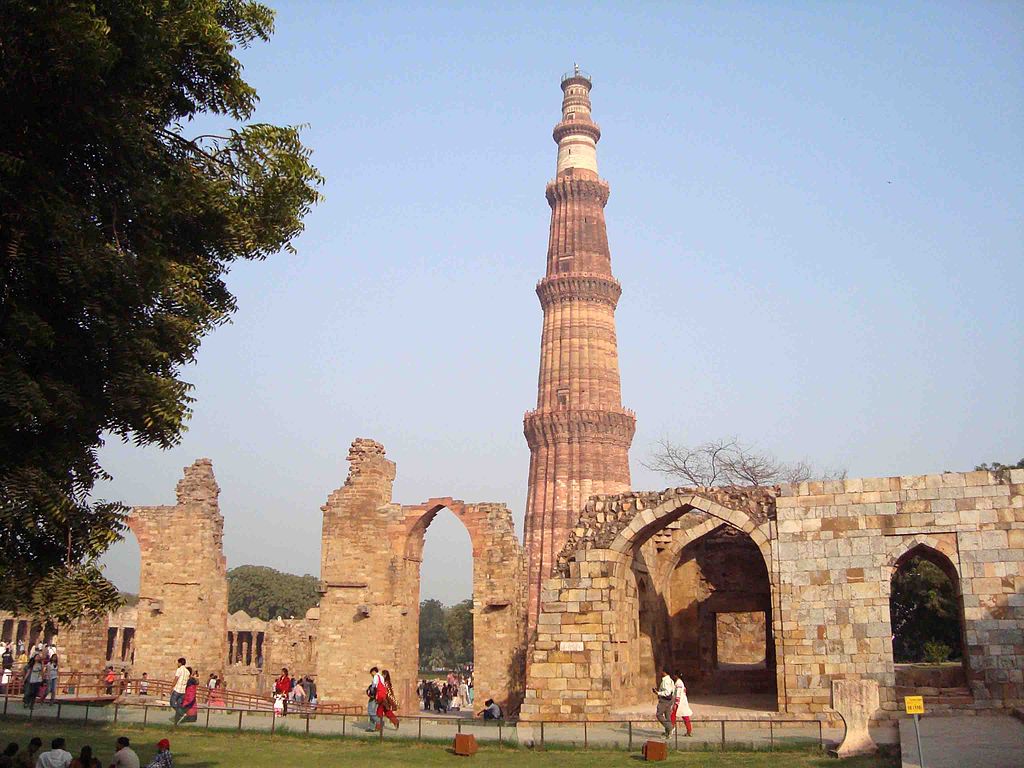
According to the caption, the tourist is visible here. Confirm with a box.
[291,677,306,705]
[478,698,502,721]
[34,738,72,768]
[673,671,693,737]
[654,668,674,737]
[304,675,318,707]
[119,668,130,695]
[169,658,188,717]
[459,677,470,712]
[22,655,42,708]
[103,666,116,695]
[109,737,140,768]
[143,739,172,768]
[138,673,149,697]
[14,737,40,768]
[208,676,225,707]
[274,668,291,715]
[364,667,383,731]
[0,743,18,768]
[374,669,400,730]
[273,693,285,717]
[174,669,199,725]
[46,655,59,703]
[1,664,11,696]
[69,745,101,768]
[15,647,27,666]
[2,644,13,671]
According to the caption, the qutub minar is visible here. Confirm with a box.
[523,66,636,632]
[3,71,1021,742]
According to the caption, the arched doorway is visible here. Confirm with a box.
[395,499,525,715]
[890,544,970,697]
[414,507,473,711]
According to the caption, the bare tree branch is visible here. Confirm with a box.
[644,437,847,487]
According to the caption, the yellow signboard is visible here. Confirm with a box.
[904,695,925,715]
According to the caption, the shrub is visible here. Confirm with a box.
[923,641,951,665]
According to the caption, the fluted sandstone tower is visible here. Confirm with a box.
[524,69,635,632]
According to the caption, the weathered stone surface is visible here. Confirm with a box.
[831,679,880,757]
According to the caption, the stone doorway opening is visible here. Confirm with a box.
[415,506,474,714]
[890,543,970,703]
[623,523,779,715]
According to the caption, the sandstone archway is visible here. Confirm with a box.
[317,440,525,712]
[522,487,781,720]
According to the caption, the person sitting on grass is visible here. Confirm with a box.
[0,742,18,768]
[143,739,172,768]
[477,698,502,721]
[14,737,40,768]
[109,737,139,768]
[34,738,72,768]
[70,745,101,768]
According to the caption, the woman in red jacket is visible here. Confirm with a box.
[274,667,292,716]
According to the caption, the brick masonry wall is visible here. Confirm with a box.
[129,459,228,684]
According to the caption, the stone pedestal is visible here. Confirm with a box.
[830,678,880,757]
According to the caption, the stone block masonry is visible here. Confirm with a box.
[317,439,527,712]
[129,459,228,683]
[521,469,1024,720]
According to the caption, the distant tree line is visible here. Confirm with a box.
[227,565,320,621]
[418,598,473,670]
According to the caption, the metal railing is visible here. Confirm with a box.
[0,694,826,752]
[2,673,360,716]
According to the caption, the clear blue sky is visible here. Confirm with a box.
[99,1,1024,605]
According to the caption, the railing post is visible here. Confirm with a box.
[84,704,89,722]
[206,707,211,729]
[769,720,774,750]
[675,720,678,750]
[457,719,462,734]
[271,711,276,735]
[114,704,119,722]
[379,718,384,742]
[341,714,346,737]
[497,721,501,747]
[305,714,310,734]
[4,695,8,716]
[143,706,148,725]
[237,710,243,732]
[584,720,588,749]
[57,702,61,721]
[627,720,632,750]
[720,720,725,751]
[818,720,823,750]
[540,720,545,749]
[418,717,422,740]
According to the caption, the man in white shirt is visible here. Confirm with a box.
[654,669,675,737]
[109,737,140,768]
[170,657,189,715]
[34,737,72,768]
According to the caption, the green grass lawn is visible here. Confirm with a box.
[0,719,899,767]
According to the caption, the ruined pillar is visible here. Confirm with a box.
[129,459,228,682]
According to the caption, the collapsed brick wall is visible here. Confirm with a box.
[129,459,228,684]
[318,439,527,712]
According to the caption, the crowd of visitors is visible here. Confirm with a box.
[0,735,171,768]
[416,670,473,713]
[1,640,60,707]
[271,667,318,716]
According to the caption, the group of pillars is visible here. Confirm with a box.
[1,618,52,650]
[105,626,135,664]
[227,631,264,667]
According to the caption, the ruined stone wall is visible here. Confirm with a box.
[523,470,1024,721]
[775,468,1024,714]
[129,459,228,683]
[317,439,526,712]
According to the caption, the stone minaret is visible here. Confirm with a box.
[523,69,635,633]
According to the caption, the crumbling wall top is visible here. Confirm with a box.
[175,458,219,507]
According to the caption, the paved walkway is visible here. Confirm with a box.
[900,715,1024,768]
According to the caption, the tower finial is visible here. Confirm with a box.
[574,62,580,76]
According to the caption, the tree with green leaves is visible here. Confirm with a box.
[975,458,1024,472]
[890,555,963,663]
[227,565,320,621]
[418,598,474,669]
[0,1,322,625]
